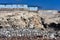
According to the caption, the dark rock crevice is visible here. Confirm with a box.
[40,17,47,28]
[48,22,60,31]
[40,17,60,31]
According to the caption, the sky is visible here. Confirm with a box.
[0,0,60,10]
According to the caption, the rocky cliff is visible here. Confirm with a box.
[0,9,60,39]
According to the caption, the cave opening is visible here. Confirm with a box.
[0,26,3,29]
[48,22,60,31]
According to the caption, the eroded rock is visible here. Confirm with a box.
[0,11,44,30]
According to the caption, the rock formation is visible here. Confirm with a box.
[0,11,44,29]
[0,9,60,39]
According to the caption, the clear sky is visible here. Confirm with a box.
[0,0,60,10]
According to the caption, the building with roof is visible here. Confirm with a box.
[0,4,38,11]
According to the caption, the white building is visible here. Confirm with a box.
[0,5,28,9]
[0,4,38,11]
[38,10,58,14]
[28,7,38,11]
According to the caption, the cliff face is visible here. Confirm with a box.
[39,11,60,31]
[0,11,44,29]
[0,10,60,30]
[0,9,60,39]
